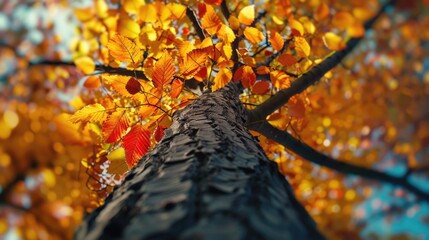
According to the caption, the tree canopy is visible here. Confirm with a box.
[1,0,429,239]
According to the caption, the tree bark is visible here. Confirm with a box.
[75,83,324,239]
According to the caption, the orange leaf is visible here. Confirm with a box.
[83,76,101,89]
[107,33,141,64]
[118,16,140,39]
[152,53,175,88]
[314,3,330,21]
[278,53,297,66]
[238,5,255,26]
[180,48,208,78]
[201,5,222,35]
[102,111,130,143]
[122,125,151,167]
[332,11,355,30]
[243,27,264,44]
[139,105,158,118]
[294,37,310,57]
[241,66,256,88]
[126,77,141,95]
[252,81,270,95]
[269,31,284,51]
[170,79,184,98]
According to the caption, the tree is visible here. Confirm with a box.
[1,0,429,239]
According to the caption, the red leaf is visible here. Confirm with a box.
[154,126,165,142]
[126,77,141,95]
[102,111,130,143]
[252,81,270,95]
[170,79,184,98]
[287,97,306,118]
[122,125,151,167]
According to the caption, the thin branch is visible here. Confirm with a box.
[186,7,206,40]
[249,121,429,202]
[247,0,397,123]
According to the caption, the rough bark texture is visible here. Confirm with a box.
[75,83,324,239]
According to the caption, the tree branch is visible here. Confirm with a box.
[247,0,397,124]
[186,7,206,40]
[248,120,429,202]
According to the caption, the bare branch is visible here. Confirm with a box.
[248,120,429,202]
[247,0,397,124]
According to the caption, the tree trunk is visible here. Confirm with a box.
[75,83,324,239]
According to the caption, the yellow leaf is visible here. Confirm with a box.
[152,53,175,88]
[118,16,141,39]
[107,148,126,161]
[289,19,304,36]
[217,24,236,43]
[140,4,157,23]
[74,56,95,74]
[167,3,186,20]
[123,0,144,15]
[213,67,232,91]
[294,36,310,57]
[323,32,346,50]
[107,33,141,64]
[243,27,264,44]
[300,17,316,35]
[201,5,222,35]
[269,31,284,51]
[238,5,255,26]
[69,103,107,124]
[347,22,365,38]
[96,0,108,18]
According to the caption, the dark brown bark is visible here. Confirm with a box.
[75,83,324,239]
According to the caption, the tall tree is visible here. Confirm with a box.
[1,0,429,239]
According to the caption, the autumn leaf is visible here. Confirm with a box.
[102,111,130,143]
[154,125,165,142]
[217,24,236,43]
[213,67,232,91]
[287,96,306,118]
[84,76,101,89]
[201,5,222,35]
[252,81,270,95]
[69,103,107,124]
[167,3,186,20]
[243,27,264,44]
[314,3,330,21]
[152,53,175,89]
[294,36,310,57]
[289,19,304,36]
[238,5,255,26]
[269,31,284,51]
[107,33,141,64]
[278,53,297,66]
[170,78,184,98]
[234,66,256,88]
[118,16,141,39]
[180,48,208,78]
[122,125,151,167]
[125,77,141,95]
[74,56,95,74]
[323,32,346,50]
